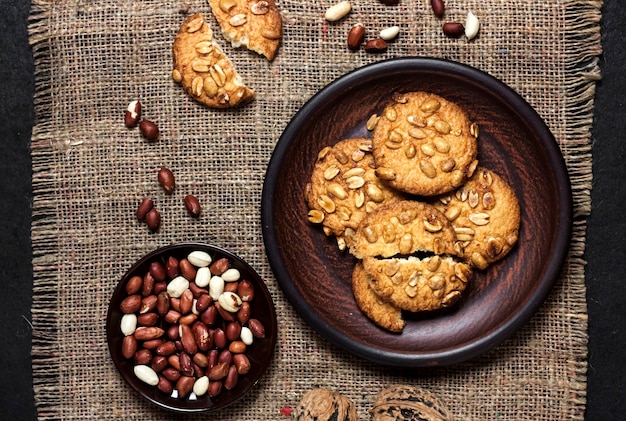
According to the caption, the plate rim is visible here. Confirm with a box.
[261,57,573,366]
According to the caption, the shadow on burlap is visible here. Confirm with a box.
[28,0,601,419]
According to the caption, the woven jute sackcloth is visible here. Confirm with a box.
[28,0,601,419]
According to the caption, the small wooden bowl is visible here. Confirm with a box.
[261,58,571,367]
[106,243,277,412]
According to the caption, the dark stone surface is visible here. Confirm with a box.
[0,0,623,418]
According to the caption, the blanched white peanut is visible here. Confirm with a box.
[195,266,211,287]
[120,313,137,336]
[222,268,241,282]
[134,365,159,386]
[209,276,225,300]
[325,1,351,22]
[465,11,480,40]
[240,326,254,345]
[218,291,243,313]
[167,276,190,298]
[193,376,209,396]
[187,250,212,267]
[379,26,400,41]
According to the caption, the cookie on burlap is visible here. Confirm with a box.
[352,262,406,332]
[306,138,406,251]
[208,0,282,61]
[294,388,358,421]
[431,166,521,269]
[371,384,451,421]
[172,13,255,108]
[362,255,472,312]
[371,91,479,196]
[349,200,458,259]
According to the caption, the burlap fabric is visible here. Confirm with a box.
[28,0,601,419]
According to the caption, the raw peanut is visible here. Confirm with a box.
[158,167,175,194]
[221,268,241,282]
[209,380,223,397]
[134,365,159,386]
[170,297,181,312]
[192,362,205,378]
[218,291,243,313]
[224,364,239,390]
[364,37,387,53]
[125,275,143,295]
[141,272,155,297]
[180,324,197,355]
[430,0,445,18]
[184,195,201,217]
[151,355,168,373]
[134,349,152,365]
[248,318,266,338]
[164,309,182,324]
[120,295,142,314]
[325,1,351,22]
[465,11,480,40]
[145,208,161,231]
[237,302,251,324]
[201,305,218,326]
[149,261,167,282]
[167,276,189,298]
[179,351,194,377]
[120,314,137,336]
[347,23,365,50]
[207,349,219,369]
[194,267,211,289]
[166,324,180,340]
[224,281,239,294]
[193,376,210,396]
[208,361,230,380]
[379,26,399,41]
[142,339,164,350]
[137,312,159,327]
[233,353,251,375]
[209,258,230,275]
[179,259,197,281]
[229,340,247,354]
[179,313,198,325]
[196,294,212,312]
[166,256,179,279]
[156,291,170,316]
[225,321,242,342]
[237,280,255,302]
[214,328,227,349]
[176,376,195,398]
[180,289,194,315]
[193,352,209,368]
[240,326,254,345]
[215,301,237,322]
[188,250,212,268]
[192,321,212,351]
[209,276,225,300]
[139,295,157,314]
[443,22,465,38]
[218,349,233,365]
[134,326,165,341]
[122,335,138,359]
[156,341,177,356]
[189,280,208,297]
[136,198,153,221]
[124,100,141,128]
[162,366,181,382]
[139,119,159,141]
[157,376,173,394]
[153,282,167,295]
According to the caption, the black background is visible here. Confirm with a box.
[1,0,623,419]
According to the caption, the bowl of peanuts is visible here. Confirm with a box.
[106,242,277,413]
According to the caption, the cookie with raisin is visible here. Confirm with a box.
[370,91,479,196]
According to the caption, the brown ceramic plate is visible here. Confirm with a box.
[261,58,571,367]
[106,243,277,412]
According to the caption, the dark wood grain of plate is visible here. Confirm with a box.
[261,58,572,367]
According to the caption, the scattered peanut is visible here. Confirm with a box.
[465,11,480,40]
[347,23,365,50]
[325,1,351,22]
[379,26,400,41]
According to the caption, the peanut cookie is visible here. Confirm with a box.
[372,384,451,421]
[352,262,406,332]
[172,13,255,108]
[371,91,479,196]
[306,138,406,251]
[349,200,458,259]
[208,0,282,61]
[363,255,472,312]
[431,166,520,269]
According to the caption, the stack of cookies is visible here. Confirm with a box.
[306,92,521,332]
